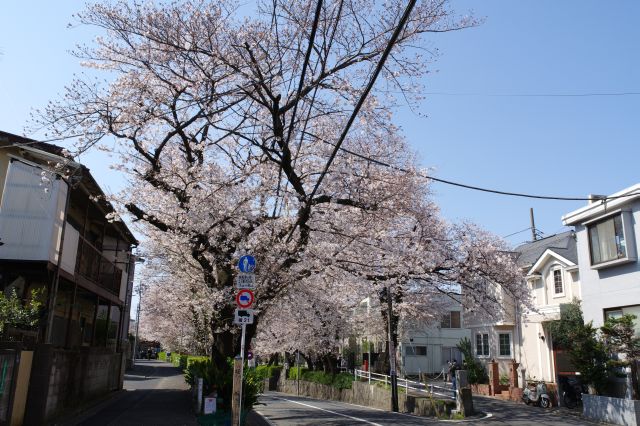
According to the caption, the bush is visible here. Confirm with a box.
[184,358,262,412]
[287,368,353,390]
[158,351,167,361]
[256,365,282,380]
[499,374,509,386]
[456,337,488,384]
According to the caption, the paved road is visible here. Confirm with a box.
[254,391,605,425]
[72,360,197,426]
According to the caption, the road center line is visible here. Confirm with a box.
[270,396,384,426]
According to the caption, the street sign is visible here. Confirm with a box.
[236,273,256,289]
[234,309,254,325]
[238,255,256,273]
[236,289,254,309]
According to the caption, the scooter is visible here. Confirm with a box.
[522,380,551,408]
[561,376,587,409]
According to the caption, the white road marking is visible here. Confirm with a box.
[270,395,384,425]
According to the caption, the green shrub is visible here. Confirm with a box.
[256,365,282,380]
[287,367,308,380]
[499,374,509,386]
[287,369,353,390]
[158,351,167,361]
[456,337,488,384]
[184,358,262,412]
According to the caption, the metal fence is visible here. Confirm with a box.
[353,369,455,400]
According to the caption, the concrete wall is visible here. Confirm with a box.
[582,393,640,426]
[573,202,640,329]
[25,345,123,425]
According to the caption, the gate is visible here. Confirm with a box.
[0,349,19,425]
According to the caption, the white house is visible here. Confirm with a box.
[399,301,470,376]
[515,232,580,385]
[465,231,580,386]
[562,184,640,331]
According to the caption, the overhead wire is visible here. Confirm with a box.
[311,136,639,203]
[306,0,417,200]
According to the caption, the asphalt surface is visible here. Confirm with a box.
[71,360,197,426]
[254,391,606,425]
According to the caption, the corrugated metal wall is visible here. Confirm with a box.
[0,160,67,262]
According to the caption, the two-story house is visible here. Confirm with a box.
[562,184,640,331]
[466,231,579,388]
[399,298,470,376]
[515,231,580,385]
[0,131,137,424]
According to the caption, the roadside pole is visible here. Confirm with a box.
[232,255,257,426]
[386,285,399,412]
[296,349,301,396]
[238,322,246,425]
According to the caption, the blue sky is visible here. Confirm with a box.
[1,0,638,252]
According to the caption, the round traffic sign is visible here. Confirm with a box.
[238,255,256,273]
[236,289,255,309]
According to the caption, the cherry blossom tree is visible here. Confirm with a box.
[31,0,529,371]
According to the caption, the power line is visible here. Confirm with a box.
[287,0,418,242]
[404,91,640,98]
[502,227,533,239]
[309,135,639,203]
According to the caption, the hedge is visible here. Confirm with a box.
[255,365,283,380]
[287,367,353,390]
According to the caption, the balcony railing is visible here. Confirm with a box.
[76,238,122,295]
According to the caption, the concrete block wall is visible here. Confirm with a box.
[25,345,123,425]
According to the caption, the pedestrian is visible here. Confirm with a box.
[449,359,459,398]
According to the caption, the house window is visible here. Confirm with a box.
[441,311,461,328]
[553,269,564,295]
[476,333,489,357]
[405,346,427,356]
[498,333,512,357]
[604,306,640,335]
[589,214,627,265]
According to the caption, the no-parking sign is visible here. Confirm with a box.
[236,289,255,309]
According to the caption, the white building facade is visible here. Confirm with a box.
[562,184,640,331]
[399,302,470,376]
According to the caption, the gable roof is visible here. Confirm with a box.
[513,231,577,270]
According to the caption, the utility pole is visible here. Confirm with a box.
[386,285,399,412]
[296,348,301,396]
[530,208,537,241]
[132,286,142,367]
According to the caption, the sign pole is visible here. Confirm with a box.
[387,284,399,412]
[238,322,246,426]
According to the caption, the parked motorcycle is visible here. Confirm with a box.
[522,380,551,408]
[561,376,587,409]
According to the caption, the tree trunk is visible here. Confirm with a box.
[301,352,314,370]
[322,354,337,375]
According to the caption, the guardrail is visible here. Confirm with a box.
[354,369,455,400]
